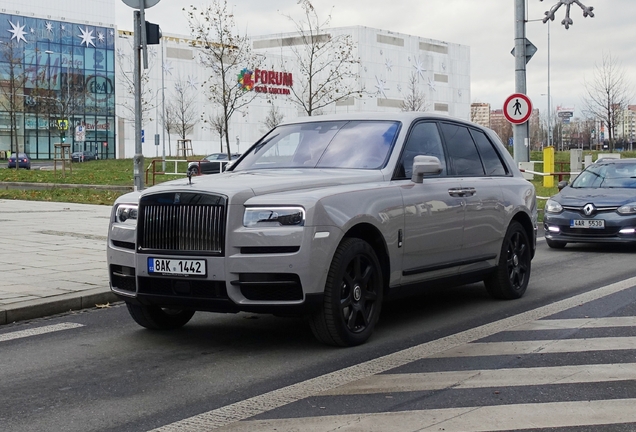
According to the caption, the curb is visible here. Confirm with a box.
[0,182,133,192]
[0,288,120,325]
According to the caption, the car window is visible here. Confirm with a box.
[396,121,446,179]
[470,129,508,176]
[234,121,399,170]
[440,123,485,176]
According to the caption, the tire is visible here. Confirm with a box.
[309,238,384,347]
[484,221,531,300]
[546,238,567,249]
[126,303,195,330]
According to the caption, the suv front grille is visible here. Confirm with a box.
[138,192,226,255]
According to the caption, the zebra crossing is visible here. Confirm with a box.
[153,277,636,432]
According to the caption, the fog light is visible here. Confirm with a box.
[619,228,636,234]
[548,226,560,233]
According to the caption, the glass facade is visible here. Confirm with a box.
[0,14,115,159]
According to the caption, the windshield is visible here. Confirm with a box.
[571,162,636,188]
[232,120,400,171]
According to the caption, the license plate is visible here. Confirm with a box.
[570,219,605,229]
[148,258,207,277]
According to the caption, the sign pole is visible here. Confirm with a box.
[513,0,529,163]
[133,9,144,191]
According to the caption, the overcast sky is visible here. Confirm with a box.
[116,0,636,118]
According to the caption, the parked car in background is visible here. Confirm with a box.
[71,151,97,162]
[544,158,636,248]
[108,113,537,346]
[7,153,31,169]
[187,152,241,175]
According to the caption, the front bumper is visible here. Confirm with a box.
[544,210,636,244]
[107,222,340,315]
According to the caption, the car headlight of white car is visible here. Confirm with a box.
[115,204,139,224]
[545,199,563,214]
[617,203,636,215]
[243,207,305,228]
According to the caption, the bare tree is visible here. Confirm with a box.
[262,103,285,132]
[186,1,260,159]
[204,112,227,153]
[163,105,178,157]
[116,41,155,124]
[0,41,29,157]
[583,52,633,152]
[400,72,427,112]
[283,0,362,116]
[167,80,198,140]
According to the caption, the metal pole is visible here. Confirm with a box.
[161,37,166,171]
[513,0,529,163]
[133,10,144,191]
[547,20,551,149]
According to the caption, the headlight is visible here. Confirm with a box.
[115,204,138,223]
[243,207,305,228]
[545,199,563,214]
[618,203,636,215]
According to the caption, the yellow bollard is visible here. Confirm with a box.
[543,146,554,188]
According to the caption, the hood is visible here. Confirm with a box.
[141,169,386,205]
[556,186,636,207]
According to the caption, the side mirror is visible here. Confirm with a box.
[411,155,442,184]
[557,180,568,191]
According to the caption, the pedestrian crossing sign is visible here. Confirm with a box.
[57,119,69,131]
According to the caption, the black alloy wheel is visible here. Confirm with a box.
[485,221,531,300]
[309,238,384,347]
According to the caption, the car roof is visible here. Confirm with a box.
[595,158,636,165]
[277,111,479,128]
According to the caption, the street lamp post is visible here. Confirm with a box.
[154,86,166,158]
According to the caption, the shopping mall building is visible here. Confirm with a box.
[0,0,116,159]
[1,1,470,159]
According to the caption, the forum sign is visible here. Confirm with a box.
[238,68,293,95]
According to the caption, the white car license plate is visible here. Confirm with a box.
[148,258,207,276]
[570,219,605,229]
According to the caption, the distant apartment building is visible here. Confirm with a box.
[618,105,636,144]
[470,103,490,128]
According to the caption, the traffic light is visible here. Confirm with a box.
[60,132,66,143]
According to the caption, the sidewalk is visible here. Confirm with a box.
[0,199,118,325]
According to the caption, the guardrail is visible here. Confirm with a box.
[145,159,188,186]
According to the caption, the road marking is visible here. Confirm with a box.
[320,363,636,395]
[213,399,636,432]
[0,323,84,343]
[150,276,636,432]
[431,336,636,358]
[513,316,636,330]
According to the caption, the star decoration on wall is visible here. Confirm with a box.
[374,75,389,99]
[78,27,96,47]
[97,32,105,43]
[8,20,28,43]
[116,47,125,58]
[413,57,425,80]
[45,22,53,33]
[385,58,393,72]
[162,61,173,75]
[109,30,114,37]
[441,62,447,71]
[61,24,66,32]
[427,77,436,91]
[541,0,594,29]
[30,27,35,34]
[187,75,199,89]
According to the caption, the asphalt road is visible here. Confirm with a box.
[1,239,636,431]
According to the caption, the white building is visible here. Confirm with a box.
[115,26,470,158]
